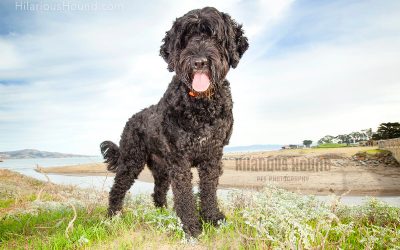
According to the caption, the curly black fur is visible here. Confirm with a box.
[101,6,248,237]
[100,141,120,172]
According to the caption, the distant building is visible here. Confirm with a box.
[361,140,376,146]
[358,141,369,146]
[281,144,303,149]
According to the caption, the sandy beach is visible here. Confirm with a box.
[37,146,400,195]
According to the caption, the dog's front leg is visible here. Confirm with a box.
[169,160,201,237]
[198,157,225,225]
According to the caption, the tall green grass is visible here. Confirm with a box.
[316,143,349,148]
[1,186,399,249]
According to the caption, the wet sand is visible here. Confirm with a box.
[37,147,400,195]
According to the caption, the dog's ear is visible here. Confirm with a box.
[160,31,173,72]
[160,31,174,72]
[160,19,180,72]
[222,13,249,68]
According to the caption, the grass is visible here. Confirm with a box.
[1,169,400,249]
[0,199,13,209]
[362,149,391,156]
[315,143,349,148]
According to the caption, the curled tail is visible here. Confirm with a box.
[100,141,120,173]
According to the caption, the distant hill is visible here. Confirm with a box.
[0,149,89,159]
[0,146,282,159]
[224,144,282,153]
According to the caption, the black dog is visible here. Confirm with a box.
[101,7,248,237]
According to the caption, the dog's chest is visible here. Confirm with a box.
[161,86,233,156]
[164,106,228,148]
[172,114,229,155]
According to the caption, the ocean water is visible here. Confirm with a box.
[0,157,154,195]
[0,157,229,196]
[1,157,399,206]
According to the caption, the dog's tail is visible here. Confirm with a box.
[100,141,120,173]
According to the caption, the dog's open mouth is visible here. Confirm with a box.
[189,71,214,98]
[192,71,210,92]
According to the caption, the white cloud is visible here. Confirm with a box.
[0,0,399,154]
[241,0,294,38]
[229,37,400,145]
[0,39,22,70]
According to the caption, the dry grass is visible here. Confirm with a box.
[1,169,400,249]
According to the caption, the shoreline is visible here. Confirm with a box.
[36,147,400,196]
[39,171,400,196]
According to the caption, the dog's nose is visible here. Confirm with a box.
[192,57,208,70]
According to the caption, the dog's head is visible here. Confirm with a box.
[160,7,248,96]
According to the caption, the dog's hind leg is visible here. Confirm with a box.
[148,157,170,208]
[107,158,145,216]
[108,157,145,216]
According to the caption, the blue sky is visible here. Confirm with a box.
[0,0,399,155]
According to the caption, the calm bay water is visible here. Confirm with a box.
[0,157,228,196]
[0,157,154,195]
[1,157,399,206]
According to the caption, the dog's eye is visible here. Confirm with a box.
[181,37,189,48]
[200,25,212,35]
[180,32,194,49]
[203,27,216,40]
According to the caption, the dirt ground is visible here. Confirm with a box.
[37,147,400,195]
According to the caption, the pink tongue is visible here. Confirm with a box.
[192,72,210,92]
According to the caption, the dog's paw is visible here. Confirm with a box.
[201,211,226,226]
[107,209,122,218]
[183,222,202,238]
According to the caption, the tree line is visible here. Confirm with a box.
[317,122,400,145]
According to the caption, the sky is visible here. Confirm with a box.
[0,0,399,155]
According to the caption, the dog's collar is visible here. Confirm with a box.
[188,86,214,99]
[189,91,198,97]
